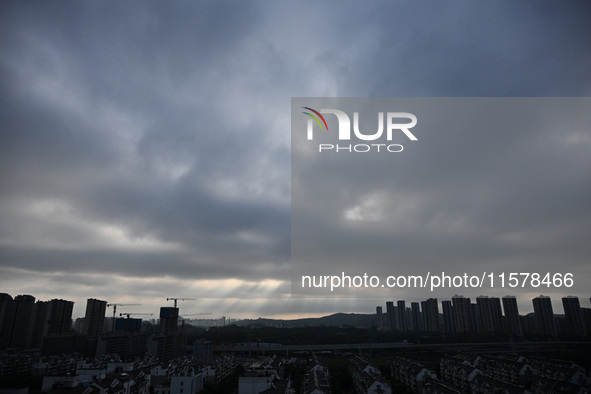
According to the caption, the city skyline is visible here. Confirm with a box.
[1,2,591,321]
[2,290,591,323]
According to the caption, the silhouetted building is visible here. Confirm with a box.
[29,300,49,349]
[83,298,107,338]
[411,302,422,331]
[160,307,179,335]
[29,299,73,349]
[476,296,494,334]
[452,295,475,333]
[475,296,502,335]
[471,303,480,333]
[490,297,503,334]
[0,293,14,349]
[442,300,455,334]
[423,298,439,332]
[502,296,523,339]
[1,295,35,349]
[145,306,186,361]
[533,295,557,338]
[0,293,13,349]
[520,313,537,336]
[420,300,427,330]
[46,299,74,335]
[96,332,148,358]
[582,308,591,338]
[148,333,185,362]
[376,306,384,330]
[115,317,142,332]
[397,300,407,332]
[386,301,395,332]
[562,296,586,337]
[192,339,214,365]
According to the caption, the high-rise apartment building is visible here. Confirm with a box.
[160,307,179,335]
[0,294,14,349]
[442,300,455,334]
[46,299,74,335]
[502,296,522,339]
[423,298,439,333]
[490,297,504,334]
[2,295,36,349]
[29,299,74,348]
[532,295,557,338]
[386,301,395,332]
[452,295,475,333]
[410,302,422,331]
[397,300,407,332]
[84,298,107,338]
[562,296,586,337]
[476,296,494,333]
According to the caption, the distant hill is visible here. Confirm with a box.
[235,313,376,328]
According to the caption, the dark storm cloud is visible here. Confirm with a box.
[1,1,590,317]
[0,1,291,284]
[357,2,591,97]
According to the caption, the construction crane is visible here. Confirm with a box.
[107,303,141,331]
[119,313,154,318]
[166,297,196,308]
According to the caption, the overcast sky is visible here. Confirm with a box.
[1,1,590,320]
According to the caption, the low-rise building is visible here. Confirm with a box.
[302,354,331,394]
[440,356,480,393]
[391,357,436,393]
[349,355,391,394]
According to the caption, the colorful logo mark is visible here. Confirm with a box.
[302,107,329,131]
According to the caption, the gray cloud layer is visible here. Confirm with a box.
[292,98,591,303]
[1,1,590,317]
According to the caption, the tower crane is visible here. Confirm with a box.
[107,303,141,331]
[166,297,196,308]
[120,313,154,318]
